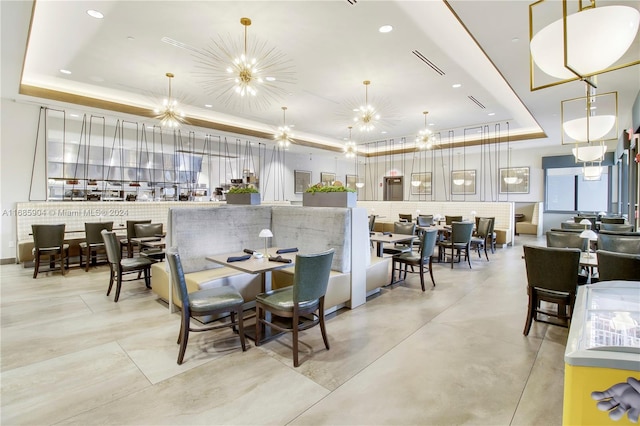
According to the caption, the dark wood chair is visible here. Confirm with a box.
[382,221,416,256]
[391,228,438,291]
[102,230,153,302]
[471,217,492,261]
[120,220,151,258]
[79,221,113,271]
[522,245,580,336]
[597,232,640,254]
[438,221,474,269]
[600,223,634,232]
[31,224,69,278]
[546,230,588,251]
[600,217,626,224]
[255,249,334,367]
[445,215,463,225]
[399,213,413,222]
[596,250,640,281]
[166,248,246,365]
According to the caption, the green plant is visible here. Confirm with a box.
[227,186,259,194]
[304,184,355,193]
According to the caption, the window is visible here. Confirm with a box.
[545,167,609,212]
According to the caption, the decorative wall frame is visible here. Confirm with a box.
[345,174,357,190]
[321,172,336,185]
[410,172,432,195]
[294,170,311,194]
[499,167,530,194]
[451,170,476,195]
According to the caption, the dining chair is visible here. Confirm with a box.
[102,230,153,302]
[31,224,69,278]
[255,249,334,367]
[597,232,640,254]
[600,223,634,232]
[561,221,590,231]
[79,221,113,271]
[398,213,413,223]
[382,221,416,256]
[416,214,434,227]
[546,230,588,251]
[445,215,463,225]
[470,217,492,261]
[596,250,640,281]
[437,221,474,269]
[522,245,580,336]
[391,228,438,291]
[368,215,376,248]
[600,217,626,224]
[120,219,151,258]
[166,248,246,365]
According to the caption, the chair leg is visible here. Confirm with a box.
[255,304,263,346]
[292,312,300,367]
[33,251,40,278]
[319,299,330,351]
[177,315,190,365]
[418,264,425,292]
[450,247,454,269]
[484,244,489,261]
[466,245,472,269]
[236,306,247,351]
[85,246,91,272]
[523,291,536,336]
[60,250,66,275]
[144,267,151,289]
[106,267,115,296]
[114,268,123,302]
[428,257,436,287]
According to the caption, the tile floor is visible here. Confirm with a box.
[1,234,568,425]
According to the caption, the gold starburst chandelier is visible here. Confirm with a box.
[416,111,433,149]
[274,106,293,148]
[154,73,186,128]
[344,126,357,158]
[353,80,380,132]
[194,17,296,111]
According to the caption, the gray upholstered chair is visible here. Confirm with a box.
[438,221,474,269]
[600,217,626,224]
[596,250,640,281]
[522,245,581,336]
[382,221,416,256]
[471,217,492,261]
[391,228,438,291]
[546,230,588,252]
[79,221,113,271]
[31,224,69,278]
[597,232,640,254]
[120,219,151,258]
[102,230,153,302]
[416,214,434,227]
[561,221,590,230]
[600,223,634,232]
[445,215,463,225]
[399,213,413,222]
[166,248,246,365]
[573,215,597,229]
[255,249,334,367]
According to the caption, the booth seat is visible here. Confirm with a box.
[151,205,382,314]
[515,202,543,236]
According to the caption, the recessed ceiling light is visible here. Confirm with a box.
[265,76,276,82]
[381,131,387,134]
[452,83,462,88]
[429,123,435,126]
[59,69,72,75]
[127,36,135,41]
[86,9,104,19]
[488,112,496,116]
[379,25,393,33]
[204,104,212,108]
[512,37,520,43]
[69,114,79,118]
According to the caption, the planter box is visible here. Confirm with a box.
[226,193,261,205]
[303,192,357,208]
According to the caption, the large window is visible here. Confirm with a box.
[546,167,609,213]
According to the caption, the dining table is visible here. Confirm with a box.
[369,232,416,257]
[206,247,298,342]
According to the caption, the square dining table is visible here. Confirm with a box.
[369,233,416,257]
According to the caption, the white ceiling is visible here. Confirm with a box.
[3,0,640,155]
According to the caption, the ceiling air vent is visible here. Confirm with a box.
[346,0,357,4]
[411,50,445,76]
[468,95,486,109]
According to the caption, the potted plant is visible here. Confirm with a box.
[226,186,261,205]
[303,183,357,207]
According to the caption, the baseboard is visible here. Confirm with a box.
[1,258,17,265]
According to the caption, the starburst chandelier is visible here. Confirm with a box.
[416,111,433,149]
[194,17,296,111]
[353,80,381,132]
[274,106,293,148]
[154,73,186,128]
[344,126,357,158]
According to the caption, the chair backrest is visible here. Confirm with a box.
[399,213,412,222]
[293,249,335,303]
[561,221,590,230]
[523,245,580,293]
[32,224,66,249]
[417,215,434,227]
[445,215,462,225]
[419,229,438,260]
[546,231,588,251]
[166,248,190,310]
[451,221,474,244]
[600,223,634,232]
[126,220,151,239]
[84,222,113,244]
[600,217,626,224]
[475,217,492,238]
[368,215,376,232]
[596,250,640,281]
[394,221,416,235]
[549,228,582,233]
[101,230,121,265]
[574,215,597,229]
[134,223,163,238]
[597,233,640,254]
